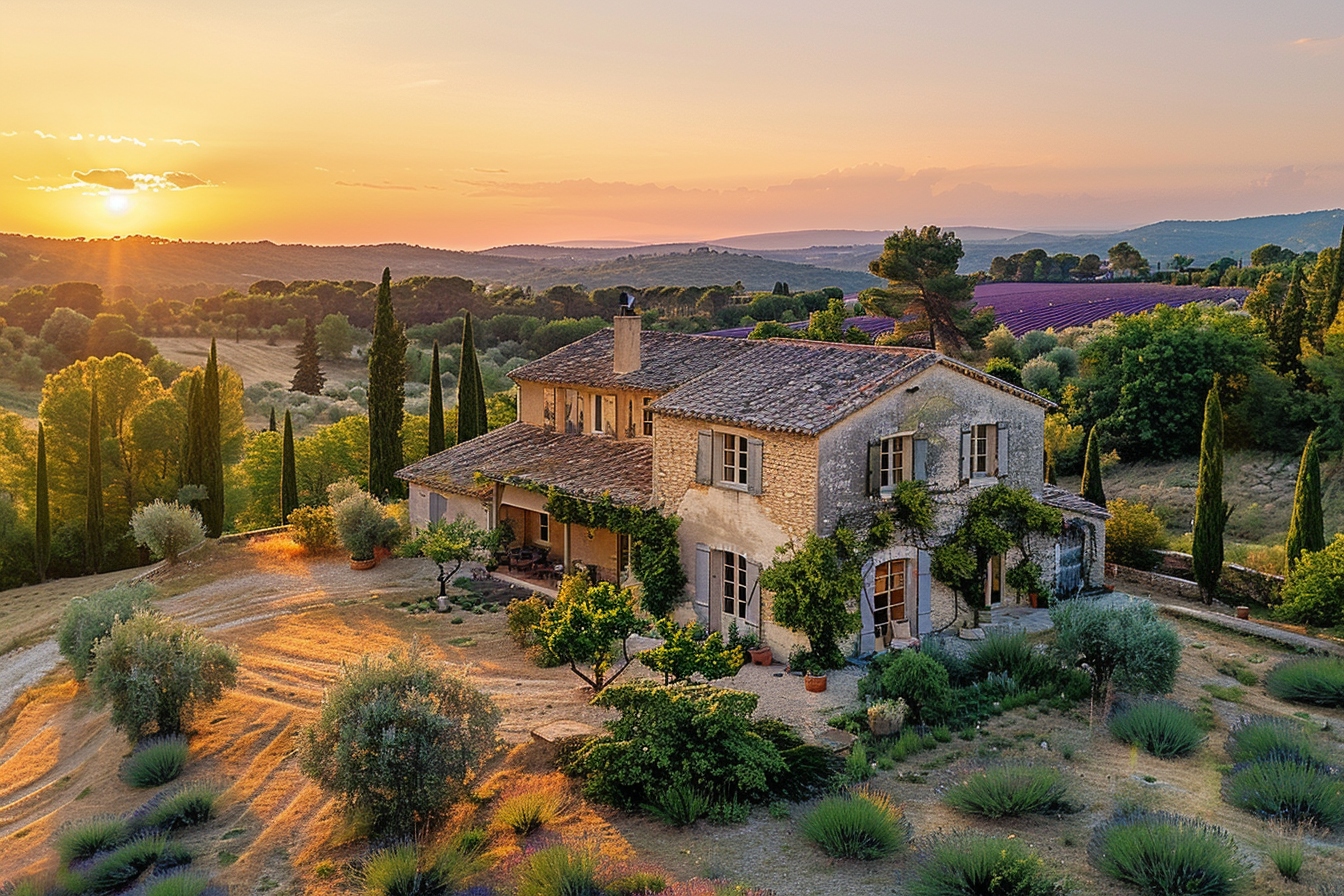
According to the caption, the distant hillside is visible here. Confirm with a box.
[3,210,1340,299]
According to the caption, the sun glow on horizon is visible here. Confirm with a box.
[105,193,130,214]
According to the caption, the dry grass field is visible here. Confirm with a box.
[1,540,1341,895]
[154,337,368,390]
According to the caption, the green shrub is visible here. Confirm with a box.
[645,785,711,827]
[64,834,167,895]
[130,500,205,564]
[639,619,742,684]
[140,872,210,896]
[857,650,952,724]
[492,788,562,836]
[1108,700,1205,758]
[1105,498,1169,570]
[57,582,153,681]
[120,735,189,787]
[506,595,549,648]
[514,846,600,896]
[1225,715,1328,767]
[298,647,501,838]
[769,744,841,801]
[921,637,975,687]
[1223,757,1344,829]
[908,834,1063,896]
[967,631,1033,680]
[331,491,400,561]
[154,841,194,871]
[288,505,339,553]
[1264,656,1344,707]
[943,765,1071,818]
[88,612,238,741]
[565,681,786,812]
[800,788,911,859]
[842,741,875,783]
[360,842,482,896]
[1267,841,1303,881]
[604,872,667,896]
[1275,533,1344,626]
[1050,597,1181,697]
[55,816,130,864]
[134,782,218,832]
[1089,810,1249,896]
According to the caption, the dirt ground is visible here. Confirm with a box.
[1,539,1342,895]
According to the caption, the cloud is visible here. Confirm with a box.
[336,180,417,191]
[96,134,147,146]
[162,137,200,146]
[162,171,209,189]
[473,167,509,173]
[1291,35,1344,52]
[69,133,83,141]
[75,168,137,190]
[1,131,16,137]
[34,130,56,139]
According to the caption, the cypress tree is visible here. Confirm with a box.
[1079,426,1105,507]
[281,410,298,524]
[86,379,103,574]
[1325,224,1344,340]
[291,317,326,395]
[35,422,49,582]
[202,339,225,537]
[269,407,277,432]
[428,340,446,455]
[368,267,407,499]
[456,311,488,444]
[183,372,205,502]
[1285,431,1325,572]
[1192,378,1230,604]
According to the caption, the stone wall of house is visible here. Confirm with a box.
[406,484,490,531]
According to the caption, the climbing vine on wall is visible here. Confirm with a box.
[541,490,687,618]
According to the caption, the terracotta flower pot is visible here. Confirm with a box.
[748,646,773,666]
[1235,606,1250,619]
[1028,592,1041,609]
[349,557,378,570]
[804,672,828,693]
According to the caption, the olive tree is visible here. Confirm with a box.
[298,647,500,836]
[401,516,487,596]
[533,573,642,691]
[130,499,205,564]
[57,582,153,680]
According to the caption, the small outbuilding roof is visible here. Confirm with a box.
[396,422,654,507]
[1040,484,1111,520]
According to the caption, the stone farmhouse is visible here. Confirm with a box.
[397,314,1108,658]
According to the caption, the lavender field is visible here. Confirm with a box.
[976,281,1249,335]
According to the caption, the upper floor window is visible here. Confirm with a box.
[961,422,1007,482]
[642,397,654,437]
[695,429,763,495]
[868,433,926,496]
[543,388,557,432]
[722,433,748,486]
[593,393,616,436]
[564,388,583,434]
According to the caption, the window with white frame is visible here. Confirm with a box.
[722,550,749,622]
[971,423,997,477]
[721,433,748,487]
[879,434,912,493]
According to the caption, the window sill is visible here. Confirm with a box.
[964,475,1001,489]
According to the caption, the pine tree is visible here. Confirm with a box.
[35,422,49,582]
[1285,430,1325,572]
[368,267,407,499]
[281,410,298,524]
[1325,224,1344,343]
[1192,378,1231,604]
[1079,426,1105,507]
[428,340,446,455]
[456,312,488,444]
[202,339,225,537]
[86,380,104,574]
[269,407,277,432]
[291,317,326,395]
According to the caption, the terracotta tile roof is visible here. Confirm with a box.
[1040,484,1111,519]
[646,340,935,436]
[396,422,654,507]
[507,327,759,392]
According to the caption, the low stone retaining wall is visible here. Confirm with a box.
[1109,552,1283,606]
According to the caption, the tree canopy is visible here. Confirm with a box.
[866,226,987,353]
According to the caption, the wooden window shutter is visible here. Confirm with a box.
[602,394,617,436]
[996,422,1009,478]
[960,427,972,483]
[746,561,762,629]
[912,437,928,481]
[694,544,711,621]
[695,430,714,484]
[867,441,881,496]
[708,550,722,632]
[746,437,764,495]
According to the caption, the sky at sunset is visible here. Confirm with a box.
[3,0,1344,248]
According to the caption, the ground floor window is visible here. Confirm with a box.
[873,559,907,647]
[723,550,749,622]
[537,511,550,544]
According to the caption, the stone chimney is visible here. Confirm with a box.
[613,313,641,374]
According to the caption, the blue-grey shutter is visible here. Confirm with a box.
[916,549,932,636]
[996,422,1009,478]
[694,544,711,625]
[429,492,446,523]
[867,441,881,496]
[960,427,972,483]
[912,438,928,482]
[696,431,713,484]
[746,561,762,631]
[746,438,763,495]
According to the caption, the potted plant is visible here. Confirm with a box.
[867,698,908,737]
[734,628,772,666]
[759,531,863,687]
[1006,559,1050,608]
[332,491,399,569]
